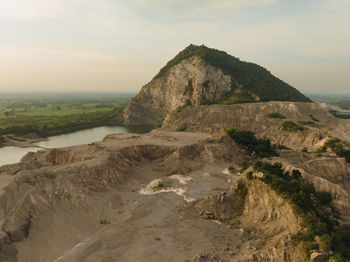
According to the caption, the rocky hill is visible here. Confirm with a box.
[124,44,310,125]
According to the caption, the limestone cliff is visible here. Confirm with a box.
[123,44,310,125]
[124,56,232,125]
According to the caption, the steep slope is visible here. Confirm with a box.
[123,44,310,125]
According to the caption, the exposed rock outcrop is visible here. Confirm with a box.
[124,56,232,125]
[195,178,308,262]
[123,44,310,126]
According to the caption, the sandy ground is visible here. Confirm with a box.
[13,162,246,262]
[3,136,46,149]
[0,131,255,262]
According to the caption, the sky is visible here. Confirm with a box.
[0,0,349,94]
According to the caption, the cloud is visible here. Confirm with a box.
[123,0,277,20]
[0,0,64,20]
[0,0,349,93]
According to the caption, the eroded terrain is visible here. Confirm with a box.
[0,126,349,262]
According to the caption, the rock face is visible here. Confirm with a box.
[275,151,350,226]
[195,178,308,262]
[124,56,232,125]
[123,44,310,126]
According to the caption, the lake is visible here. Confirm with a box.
[0,125,152,167]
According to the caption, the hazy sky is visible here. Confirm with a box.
[0,0,349,93]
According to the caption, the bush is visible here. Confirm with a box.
[246,171,253,180]
[273,144,291,150]
[227,128,277,158]
[282,121,304,132]
[301,147,308,153]
[319,234,333,252]
[316,191,332,205]
[267,112,286,119]
[321,138,350,163]
[228,165,235,173]
[176,125,187,132]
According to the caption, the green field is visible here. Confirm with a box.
[0,92,134,137]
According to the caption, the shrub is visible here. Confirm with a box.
[246,171,253,180]
[298,121,319,127]
[267,112,286,119]
[176,125,187,132]
[228,165,235,173]
[316,191,332,205]
[301,147,308,153]
[227,128,277,158]
[274,144,291,150]
[282,121,304,132]
[319,234,332,252]
[321,138,350,163]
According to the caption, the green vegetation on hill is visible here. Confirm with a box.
[267,112,286,119]
[227,128,277,158]
[319,138,350,163]
[253,161,350,261]
[154,44,311,103]
[282,121,304,132]
[298,121,319,127]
